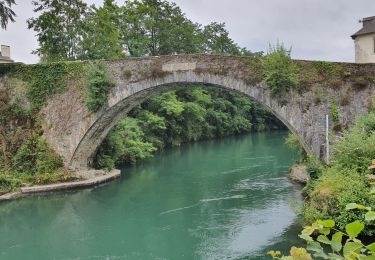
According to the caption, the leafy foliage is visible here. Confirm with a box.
[95,87,286,168]
[201,22,245,55]
[304,155,324,180]
[81,0,123,60]
[28,0,260,60]
[120,0,202,56]
[0,0,15,29]
[302,111,375,236]
[11,132,62,175]
[333,112,375,174]
[28,0,88,62]
[95,117,156,169]
[312,61,342,78]
[86,63,115,112]
[0,130,68,191]
[0,61,86,111]
[270,202,375,259]
[262,43,299,96]
[303,168,374,234]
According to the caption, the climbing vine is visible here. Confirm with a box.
[85,63,115,112]
[0,62,86,112]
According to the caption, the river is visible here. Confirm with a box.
[0,131,303,260]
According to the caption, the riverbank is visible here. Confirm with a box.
[0,169,120,201]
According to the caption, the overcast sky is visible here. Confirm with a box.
[0,0,373,64]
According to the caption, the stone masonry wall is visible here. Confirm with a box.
[33,54,375,169]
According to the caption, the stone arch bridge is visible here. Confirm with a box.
[36,54,375,170]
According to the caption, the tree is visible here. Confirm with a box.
[201,22,241,55]
[0,0,15,29]
[119,0,201,56]
[28,0,258,60]
[28,0,87,62]
[80,0,123,59]
[118,0,258,57]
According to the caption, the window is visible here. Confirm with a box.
[373,37,375,54]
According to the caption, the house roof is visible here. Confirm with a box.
[351,16,375,39]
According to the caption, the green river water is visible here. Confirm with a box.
[0,131,303,260]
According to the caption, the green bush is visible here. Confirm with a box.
[11,133,63,176]
[0,174,17,193]
[262,43,299,96]
[304,155,324,180]
[94,117,156,168]
[270,203,375,259]
[0,130,66,191]
[137,111,167,149]
[303,167,374,235]
[333,112,375,175]
[302,111,375,236]
[86,63,115,112]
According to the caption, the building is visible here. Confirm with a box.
[351,16,375,63]
[0,45,14,63]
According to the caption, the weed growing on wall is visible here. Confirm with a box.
[312,61,342,77]
[262,43,299,96]
[330,98,340,123]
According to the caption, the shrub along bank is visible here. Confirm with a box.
[271,110,375,259]
[300,110,375,236]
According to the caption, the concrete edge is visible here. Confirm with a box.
[0,192,24,201]
[0,169,121,201]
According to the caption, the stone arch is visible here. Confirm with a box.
[11,55,373,171]
[68,70,311,170]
